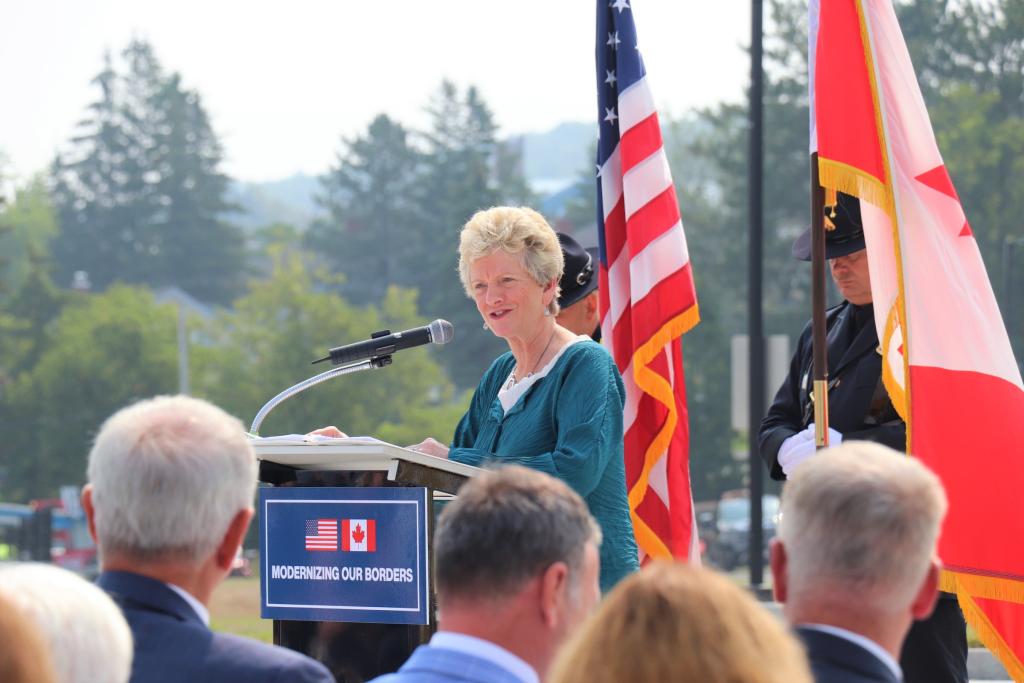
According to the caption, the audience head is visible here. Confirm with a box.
[0,592,57,683]
[84,395,257,566]
[434,466,601,674]
[458,206,564,316]
[773,441,947,618]
[0,563,132,683]
[549,561,813,683]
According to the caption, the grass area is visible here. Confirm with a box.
[211,570,984,650]
[209,575,272,643]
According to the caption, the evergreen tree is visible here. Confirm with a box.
[50,40,242,304]
[306,114,424,303]
[413,81,534,388]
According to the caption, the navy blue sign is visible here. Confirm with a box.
[259,487,429,624]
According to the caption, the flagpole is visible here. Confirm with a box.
[809,153,830,447]
[747,0,766,588]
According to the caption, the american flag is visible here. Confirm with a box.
[305,519,338,551]
[595,0,700,561]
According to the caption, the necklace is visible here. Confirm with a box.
[506,329,557,389]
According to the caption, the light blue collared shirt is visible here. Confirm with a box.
[166,582,210,626]
[430,632,538,683]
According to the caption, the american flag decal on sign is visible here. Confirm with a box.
[304,519,338,551]
[595,0,700,562]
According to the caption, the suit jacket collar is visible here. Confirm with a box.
[797,626,901,683]
[399,644,529,683]
[97,570,205,627]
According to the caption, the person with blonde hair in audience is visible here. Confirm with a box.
[548,561,813,683]
[85,395,333,683]
[0,562,131,683]
[0,591,58,683]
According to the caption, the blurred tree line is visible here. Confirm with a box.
[0,0,1020,505]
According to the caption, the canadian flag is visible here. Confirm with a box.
[341,519,376,552]
[811,0,1024,677]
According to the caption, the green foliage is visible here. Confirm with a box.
[0,286,178,500]
[51,41,243,303]
[0,176,57,297]
[191,247,468,443]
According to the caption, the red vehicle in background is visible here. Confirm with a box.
[0,496,97,576]
[30,497,98,575]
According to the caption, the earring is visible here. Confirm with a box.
[482,322,489,330]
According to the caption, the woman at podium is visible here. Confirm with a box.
[316,207,639,591]
[419,206,638,592]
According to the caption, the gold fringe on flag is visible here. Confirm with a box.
[628,304,700,560]
[953,586,1024,683]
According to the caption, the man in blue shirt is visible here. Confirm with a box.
[371,466,602,683]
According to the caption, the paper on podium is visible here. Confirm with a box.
[248,434,384,446]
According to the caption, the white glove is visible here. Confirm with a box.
[778,424,843,477]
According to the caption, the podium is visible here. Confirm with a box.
[254,438,479,682]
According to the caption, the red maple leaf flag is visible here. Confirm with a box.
[811,0,1024,676]
[341,519,376,553]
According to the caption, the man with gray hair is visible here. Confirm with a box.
[83,395,333,683]
[371,465,602,683]
[770,441,948,683]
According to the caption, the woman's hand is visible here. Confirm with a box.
[307,426,348,438]
[408,438,449,458]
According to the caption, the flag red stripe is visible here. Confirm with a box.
[602,198,628,264]
[624,187,682,254]
[607,264,696,372]
[367,519,377,553]
[620,113,664,175]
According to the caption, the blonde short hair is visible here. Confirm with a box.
[457,206,565,314]
[548,562,813,683]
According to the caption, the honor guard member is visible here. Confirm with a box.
[758,192,968,683]
[555,232,601,341]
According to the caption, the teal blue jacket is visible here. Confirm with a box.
[449,341,639,591]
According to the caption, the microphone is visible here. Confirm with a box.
[313,319,454,366]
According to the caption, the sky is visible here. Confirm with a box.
[0,1,751,184]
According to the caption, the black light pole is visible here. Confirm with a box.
[748,0,766,588]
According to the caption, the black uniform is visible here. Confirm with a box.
[759,300,968,683]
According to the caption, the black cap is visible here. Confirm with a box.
[791,191,866,261]
[557,232,599,309]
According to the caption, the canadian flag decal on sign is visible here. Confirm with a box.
[341,519,376,552]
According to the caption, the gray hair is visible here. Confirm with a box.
[435,466,601,602]
[457,206,565,314]
[87,395,257,563]
[0,563,133,683]
[778,441,947,609]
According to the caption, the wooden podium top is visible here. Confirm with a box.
[251,437,479,494]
